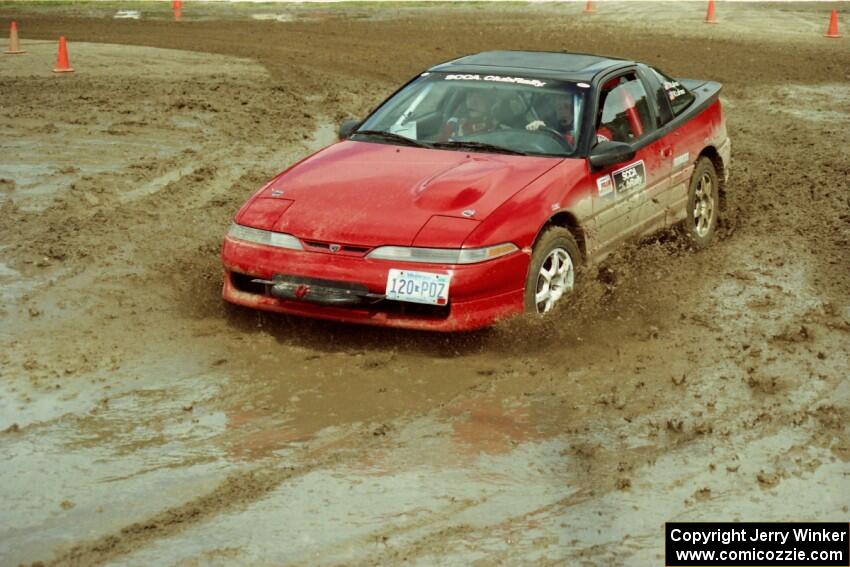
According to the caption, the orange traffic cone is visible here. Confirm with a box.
[824,10,840,38]
[705,0,718,24]
[53,36,74,73]
[584,0,596,13]
[5,20,25,54]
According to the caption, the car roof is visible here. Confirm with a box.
[428,50,634,82]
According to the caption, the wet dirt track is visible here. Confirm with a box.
[1,2,849,565]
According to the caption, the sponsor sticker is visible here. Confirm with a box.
[664,80,687,100]
[673,152,690,168]
[612,160,646,196]
[596,174,613,198]
[444,74,547,88]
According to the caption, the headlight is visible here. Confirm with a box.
[366,243,517,264]
[227,223,303,250]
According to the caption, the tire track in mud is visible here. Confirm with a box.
[46,468,292,566]
[39,423,397,567]
[0,62,338,372]
[42,462,304,566]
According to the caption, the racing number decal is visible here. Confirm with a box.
[612,160,646,197]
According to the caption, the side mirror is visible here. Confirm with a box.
[589,141,636,169]
[338,119,360,140]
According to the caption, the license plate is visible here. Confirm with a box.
[385,269,450,305]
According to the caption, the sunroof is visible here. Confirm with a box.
[449,51,615,73]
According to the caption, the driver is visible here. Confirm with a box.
[441,89,498,140]
[526,91,576,145]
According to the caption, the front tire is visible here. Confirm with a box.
[682,157,719,249]
[524,227,581,314]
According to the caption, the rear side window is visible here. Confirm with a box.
[596,72,655,144]
[651,67,695,116]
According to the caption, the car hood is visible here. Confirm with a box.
[236,140,561,247]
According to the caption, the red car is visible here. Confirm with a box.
[222,51,730,331]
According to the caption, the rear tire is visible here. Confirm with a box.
[524,227,581,314]
[681,157,719,249]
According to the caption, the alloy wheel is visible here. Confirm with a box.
[693,172,715,237]
[535,247,574,313]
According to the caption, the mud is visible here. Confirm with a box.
[1,2,849,565]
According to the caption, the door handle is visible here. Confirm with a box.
[661,146,673,158]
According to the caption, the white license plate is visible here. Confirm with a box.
[385,269,450,305]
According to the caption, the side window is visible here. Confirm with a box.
[596,72,655,145]
[650,67,695,116]
[641,66,674,127]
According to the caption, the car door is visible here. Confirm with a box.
[590,70,671,257]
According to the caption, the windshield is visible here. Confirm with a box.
[355,72,587,157]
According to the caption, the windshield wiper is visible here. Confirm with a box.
[352,130,431,148]
[430,140,529,156]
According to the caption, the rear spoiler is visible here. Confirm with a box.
[678,79,722,118]
[679,78,708,91]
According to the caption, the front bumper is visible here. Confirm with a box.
[250,274,385,306]
[221,237,529,331]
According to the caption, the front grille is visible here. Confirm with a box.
[301,240,371,257]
